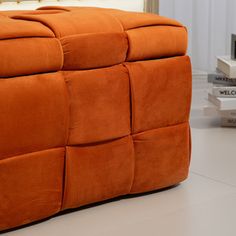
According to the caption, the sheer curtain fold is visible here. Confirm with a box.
[144,0,159,14]
[160,0,236,72]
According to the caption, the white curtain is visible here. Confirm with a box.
[0,0,144,12]
[160,0,236,72]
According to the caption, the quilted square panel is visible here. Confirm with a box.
[61,32,128,70]
[0,38,63,78]
[0,148,64,230]
[130,123,190,194]
[0,72,68,159]
[126,26,187,61]
[62,136,134,209]
[64,65,131,145]
[126,56,192,134]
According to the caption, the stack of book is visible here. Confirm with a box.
[204,56,236,127]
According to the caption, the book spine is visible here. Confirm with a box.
[217,59,231,77]
[203,105,218,116]
[208,73,236,85]
[208,93,220,107]
[217,56,236,78]
[221,117,236,127]
[220,110,236,118]
[212,87,236,97]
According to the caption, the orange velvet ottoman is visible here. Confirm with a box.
[0,6,192,231]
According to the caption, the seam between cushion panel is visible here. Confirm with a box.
[59,71,70,146]
[122,63,136,193]
[59,70,70,210]
[127,135,136,194]
[66,134,131,148]
[0,147,65,163]
[11,16,60,38]
[62,72,72,146]
[132,122,189,141]
[124,31,133,61]
[123,63,135,133]
[125,23,184,31]
[36,6,71,12]
[60,146,67,210]
[123,31,130,61]
[102,12,125,32]
[57,38,64,70]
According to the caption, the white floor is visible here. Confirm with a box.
[3,76,236,236]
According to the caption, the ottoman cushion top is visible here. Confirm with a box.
[0,6,187,76]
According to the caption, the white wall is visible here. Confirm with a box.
[0,0,144,12]
[160,0,236,72]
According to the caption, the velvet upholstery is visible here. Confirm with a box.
[61,32,128,70]
[0,17,54,39]
[0,7,192,231]
[0,148,65,230]
[0,73,68,159]
[64,65,131,145]
[63,136,134,209]
[126,26,187,61]
[0,38,63,77]
[131,123,190,193]
[126,56,192,133]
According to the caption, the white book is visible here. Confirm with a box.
[208,92,236,110]
[204,103,236,118]
[203,104,218,116]
[212,86,236,97]
[221,117,236,127]
[208,72,236,85]
[217,56,236,78]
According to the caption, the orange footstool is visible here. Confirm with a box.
[0,6,192,231]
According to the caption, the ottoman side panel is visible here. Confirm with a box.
[0,6,193,232]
